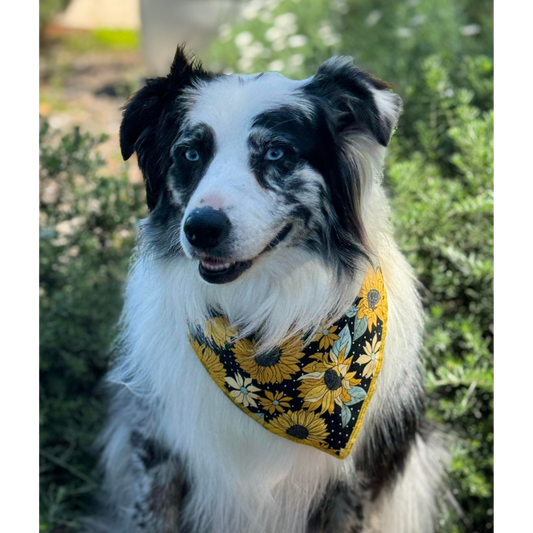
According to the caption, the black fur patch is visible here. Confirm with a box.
[169,122,216,205]
[303,57,400,147]
[120,46,217,210]
[355,374,425,499]
[308,479,366,533]
[251,96,372,274]
[130,430,172,470]
[250,106,322,191]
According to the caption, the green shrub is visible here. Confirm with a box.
[39,121,146,531]
[40,0,71,30]
[387,56,493,533]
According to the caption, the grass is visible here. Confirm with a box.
[57,29,140,54]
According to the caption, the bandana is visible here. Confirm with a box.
[188,268,387,459]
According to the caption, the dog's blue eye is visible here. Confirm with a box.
[185,149,200,161]
[265,148,284,161]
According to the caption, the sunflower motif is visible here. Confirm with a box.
[357,268,387,331]
[259,390,293,415]
[204,316,238,348]
[298,346,361,415]
[313,325,340,350]
[225,373,261,408]
[356,334,382,378]
[232,338,305,384]
[189,339,226,387]
[267,410,329,446]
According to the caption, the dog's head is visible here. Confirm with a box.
[121,47,401,285]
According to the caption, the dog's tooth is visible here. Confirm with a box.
[201,260,233,271]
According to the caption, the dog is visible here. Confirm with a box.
[86,46,447,533]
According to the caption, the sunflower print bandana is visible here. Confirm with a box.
[188,268,387,459]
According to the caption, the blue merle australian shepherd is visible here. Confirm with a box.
[86,47,447,533]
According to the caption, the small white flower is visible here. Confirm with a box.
[318,23,333,40]
[266,26,283,42]
[267,59,286,72]
[288,34,308,48]
[218,24,231,41]
[287,23,298,35]
[366,10,382,27]
[242,8,258,21]
[396,27,414,38]
[272,39,286,52]
[410,14,426,26]
[55,216,84,236]
[325,35,341,46]
[319,23,341,46]
[288,53,304,67]
[259,12,273,23]
[225,373,261,408]
[274,13,297,29]
[235,31,254,48]
[242,2,262,20]
[332,0,349,14]
[460,24,481,36]
[241,41,264,59]
[237,57,254,73]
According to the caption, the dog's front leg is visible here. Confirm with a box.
[85,409,190,533]
[126,431,189,532]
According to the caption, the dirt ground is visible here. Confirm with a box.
[40,44,146,182]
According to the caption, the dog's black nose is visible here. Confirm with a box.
[184,207,231,250]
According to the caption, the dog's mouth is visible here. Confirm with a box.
[198,224,293,284]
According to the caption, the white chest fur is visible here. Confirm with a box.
[112,229,422,533]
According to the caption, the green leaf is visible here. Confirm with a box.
[341,404,352,427]
[346,386,367,406]
[345,304,358,318]
[352,314,368,341]
[332,324,351,356]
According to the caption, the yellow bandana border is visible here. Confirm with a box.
[337,290,387,459]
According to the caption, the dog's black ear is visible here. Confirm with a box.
[120,46,213,209]
[120,45,209,160]
[119,75,168,161]
[304,57,402,146]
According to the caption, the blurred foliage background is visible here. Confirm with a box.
[40,0,493,532]
[40,0,70,31]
